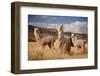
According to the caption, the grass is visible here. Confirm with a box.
[28,42,88,60]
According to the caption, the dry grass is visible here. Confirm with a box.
[28,42,88,60]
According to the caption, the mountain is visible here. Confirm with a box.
[28,25,87,42]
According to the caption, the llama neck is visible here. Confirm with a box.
[71,36,77,44]
[57,24,64,40]
[58,31,64,40]
[34,32,40,43]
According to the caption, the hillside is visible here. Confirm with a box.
[28,25,87,41]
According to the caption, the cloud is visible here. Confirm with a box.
[40,16,57,20]
[64,21,88,33]
[28,21,88,34]
[40,16,50,19]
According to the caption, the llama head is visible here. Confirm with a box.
[34,28,39,33]
[71,34,75,38]
[71,33,78,41]
[56,24,64,32]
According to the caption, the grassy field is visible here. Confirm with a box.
[28,25,88,60]
[28,42,88,60]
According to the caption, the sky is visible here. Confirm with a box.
[28,15,88,33]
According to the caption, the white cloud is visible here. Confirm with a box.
[39,16,57,20]
[40,16,50,19]
[64,21,88,33]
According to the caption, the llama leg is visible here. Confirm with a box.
[48,43,51,49]
[68,46,71,55]
[41,45,45,49]
[82,44,85,54]
[82,46,84,52]
[76,47,79,55]
[51,41,55,50]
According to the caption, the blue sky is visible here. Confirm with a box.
[28,15,88,33]
[28,15,88,24]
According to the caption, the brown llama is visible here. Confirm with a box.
[54,24,71,53]
[34,28,55,49]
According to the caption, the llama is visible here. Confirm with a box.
[54,24,71,53]
[71,34,87,53]
[34,28,55,49]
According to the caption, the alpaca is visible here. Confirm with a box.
[34,28,55,49]
[71,34,87,52]
[54,24,71,53]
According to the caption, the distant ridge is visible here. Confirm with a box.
[28,25,87,42]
